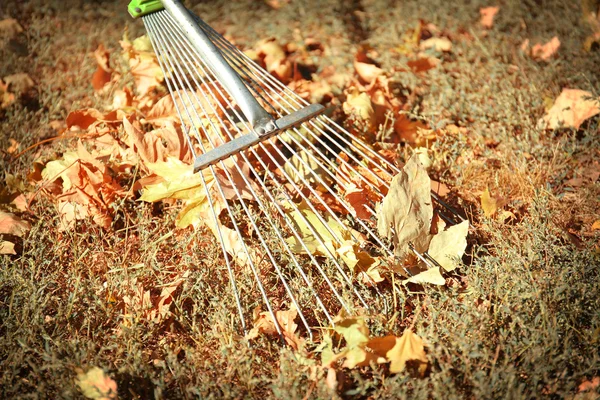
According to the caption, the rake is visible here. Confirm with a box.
[128,0,465,339]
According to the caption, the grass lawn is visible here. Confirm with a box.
[1,0,599,398]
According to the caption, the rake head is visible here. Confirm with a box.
[131,0,466,339]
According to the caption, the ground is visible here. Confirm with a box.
[1,0,599,399]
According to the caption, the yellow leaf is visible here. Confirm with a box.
[343,90,376,134]
[419,37,452,52]
[592,220,600,231]
[139,157,212,202]
[386,329,428,374]
[283,150,330,191]
[0,240,16,255]
[76,367,117,400]
[376,155,433,258]
[480,187,503,217]
[427,220,469,272]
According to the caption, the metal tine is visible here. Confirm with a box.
[158,11,373,313]
[154,12,357,327]
[163,28,393,294]
[148,13,335,339]
[143,13,251,332]
[193,24,440,272]
[197,25,465,250]
[145,13,292,337]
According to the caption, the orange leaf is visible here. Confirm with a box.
[92,44,112,91]
[66,109,119,130]
[354,60,384,84]
[0,212,30,237]
[480,6,499,29]
[530,36,561,61]
[538,88,600,130]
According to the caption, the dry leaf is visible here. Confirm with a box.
[537,89,600,130]
[66,109,119,130]
[76,367,117,400]
[419,37,452,52]
[377,155,433,258]
[0,240,16,255]
[3,73,34,93]
[6,138,20,154]
[578,377,600,393]
[354,60,384,83]
[0,19,24,39]
[0,211,31,237]
[480,6,499,29]
[256,38,291,83]
[386,329,428,374]
[393,114,429,144]
[246,306,303,350]
[343,89,376,139]
[427,220,469,272]
[480,187,504,217]
[92,44,112,91]
[528,36,561,61]
[592,220,600,231]
[407,56,439,73]
[404,266,446,285]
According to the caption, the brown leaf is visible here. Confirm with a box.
[578,377,600,393]
[66,109,119,130]
[376,155,433,258]
[92,44,112,92]
[480,6,499,29]
[393,114,429,144]
[246,306,304,350]
[528,36,561,61]
[537,88,600,130]
[123,117,166,165]
[0,211,30,237]
[407,56,439,73]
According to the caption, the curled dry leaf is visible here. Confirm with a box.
[377,155,433,258]
[480,6,499,29]
[92,44,112,91]
[537,88,600,130]
[76,367,117,400]
[343,90,376,141]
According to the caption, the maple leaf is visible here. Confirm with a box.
[120,34,164,97]
[376,155,433,258]
[386,329,428,375]
[480,6,499,29]
[76,367,117,400]
[537,88,600,130]
[66,109,119,130]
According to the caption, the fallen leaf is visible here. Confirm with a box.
[480,6,499,29]
[66,109,119,130]
[6,138,20,154]
[407,56,439,73]
[537,88,600,130]
[427,220,469,272]
[0,241,16,255]
[419,37,452,52]
[393,114,429,144]
[76,367,117,400]
[0,19,24,39]
[246,306,303,350]
[343,89,376,140]
[0,211,30,236]
[3,73,34,93]
[92,44,112,91]
[578,377,600,393]
[592,220,600,231]
[386,329,428,375]
[404,266,445,285]
[354,60,384,83]
[480,187,505,217]
[528,36,561,61]
[377,155,433,258]
[121,35,164,96]
[283,150,331,191]
[256,38,291,83]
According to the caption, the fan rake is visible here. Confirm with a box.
[129,0,465,339]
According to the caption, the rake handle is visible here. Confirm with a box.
[160,0,276,134]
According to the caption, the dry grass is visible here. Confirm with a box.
[1,0,600,399]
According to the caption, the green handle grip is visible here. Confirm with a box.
[128,0,164,18]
